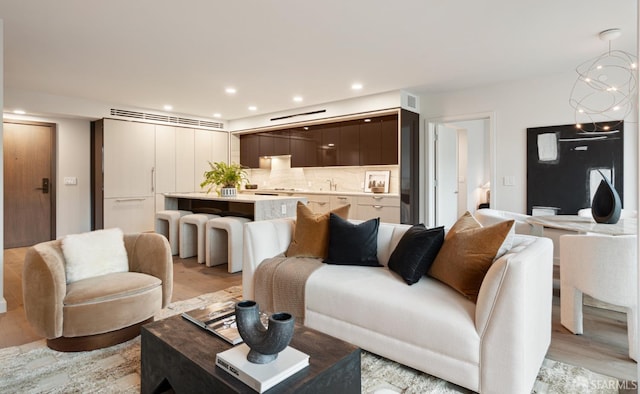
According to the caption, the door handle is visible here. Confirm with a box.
[35,178,49,194]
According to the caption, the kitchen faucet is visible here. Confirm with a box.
[327,178,337,191]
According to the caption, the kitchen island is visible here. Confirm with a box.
[163,192,307,221]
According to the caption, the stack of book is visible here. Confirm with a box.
[181,298,243,345]
[216,344,309,393]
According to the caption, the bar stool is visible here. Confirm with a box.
[205,216,251,273]
[155,210,192,255]
[179,213,220,263]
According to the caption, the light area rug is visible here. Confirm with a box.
[0,286,621,394]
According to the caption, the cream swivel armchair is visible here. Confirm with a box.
[23,229,173,351]
[560,234,637,361]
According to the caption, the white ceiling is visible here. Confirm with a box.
[0,0,637,121]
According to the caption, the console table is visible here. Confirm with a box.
[163,193,307,221]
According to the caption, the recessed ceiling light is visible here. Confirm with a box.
[293,96,303,102]
[163,105,173,111]
[213,113,222,118]
[351,83,363,90]
[225,87,237,94]
[13,109,26,115]
[248,106,257,111]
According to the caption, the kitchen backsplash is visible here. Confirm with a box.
[244,165,399,194]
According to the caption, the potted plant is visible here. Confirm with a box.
[200,161,248,197]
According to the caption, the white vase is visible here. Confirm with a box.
[220,187,237,197]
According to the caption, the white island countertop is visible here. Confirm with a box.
[164,192,309,203]
[240,190,400,198]
[163,192,307,221]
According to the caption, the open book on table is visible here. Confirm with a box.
[181,298,244,345]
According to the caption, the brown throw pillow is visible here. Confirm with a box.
[428,213,514,303]
[285,202,350,259]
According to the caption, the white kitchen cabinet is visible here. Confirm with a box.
[194,129,229,192]
[357,195,400,223]
[103,119,155,199]
[297,194,331,214]
[155,125,177,194]
[104,196,155,233]
[330,195,358,219]
[176,128,195,192]
[155,126,194,211]
[96,119,231,232]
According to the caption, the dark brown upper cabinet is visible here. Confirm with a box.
[240,133,260,168]
[239,113,400,168]
[259,130,290,157]
[290,127,321,167]
[360,115,398,165]
[338,121,360,166]
[320,124,340,167]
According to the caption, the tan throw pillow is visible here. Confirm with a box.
[428,215,514,303]
[285,202,350,259]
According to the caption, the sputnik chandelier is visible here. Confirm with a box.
[569,28,637,130]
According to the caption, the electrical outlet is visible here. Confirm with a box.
[281,204,286,215]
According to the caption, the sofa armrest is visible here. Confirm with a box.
[23,241,67,338]
[243,218,295,300]
[475,235,553,393]
[125,233,173,307]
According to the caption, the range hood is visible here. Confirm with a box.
[259,155,291,170]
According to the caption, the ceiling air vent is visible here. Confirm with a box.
[110,108,224,130]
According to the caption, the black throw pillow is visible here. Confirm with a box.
[388,224,445,285]
[324,214,381,266]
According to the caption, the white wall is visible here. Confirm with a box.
[0,20,7,313]
[3,114,92,238]
[420,71,638,214]
[228,90,403,132]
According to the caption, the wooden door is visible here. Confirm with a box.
[4,121,56,248]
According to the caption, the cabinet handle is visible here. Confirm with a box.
[313,201,327,206]
[373,205,383,209]
[151,167,155,193]
[372,196,383,200]
[338,196,348,200]
[115,198,146,202]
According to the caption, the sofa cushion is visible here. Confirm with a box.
[305,265,480,365]
[324,214,381,266]
[285,202,350,259]
[62,228,129,284]
[388,224,445,285]
[428,219,514,303]
[448,211,513,258]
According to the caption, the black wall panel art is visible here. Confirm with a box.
[526,121,623,215]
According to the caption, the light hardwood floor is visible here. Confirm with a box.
[0,248,636,382]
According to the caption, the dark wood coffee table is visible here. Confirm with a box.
[141,314,361,393]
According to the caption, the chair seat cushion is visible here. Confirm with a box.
[64,272,161,306]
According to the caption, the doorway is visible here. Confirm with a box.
[426,114,494,228]
[3,121,56,248]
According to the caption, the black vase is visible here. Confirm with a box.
[591,171,622,224]
[235,300,294,364]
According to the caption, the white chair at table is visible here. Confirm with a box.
[560,233,638,361]
[473,208,534,235]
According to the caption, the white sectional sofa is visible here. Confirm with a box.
[242,218,553,393]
